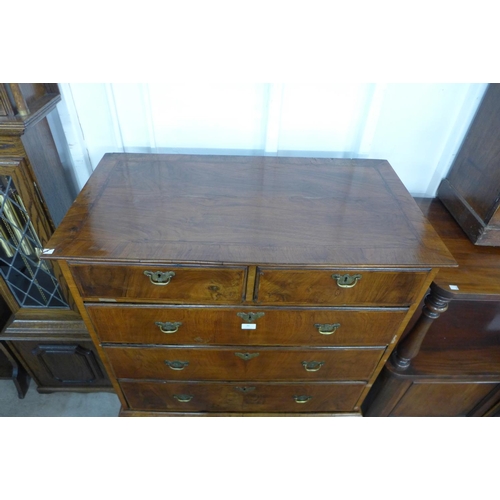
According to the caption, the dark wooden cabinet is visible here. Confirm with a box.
[42,154,455,416]
[0,83,112,393]
[363,198,500,417]
[377,381,500,417]
[438,83,500,246]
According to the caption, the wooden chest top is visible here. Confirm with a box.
[43,153,455,268]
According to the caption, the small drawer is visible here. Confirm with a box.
[120,380,366,413]
[104,346,385,381]
[255,268,429,306]
[70,264,246,304]
[88,304,407,346]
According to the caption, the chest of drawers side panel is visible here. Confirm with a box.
[57,260,128,408]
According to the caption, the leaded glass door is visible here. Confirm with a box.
[0,172,68,309]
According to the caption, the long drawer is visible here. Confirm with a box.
[70,264,246,304]
[255,268,430,306]
[104,346,385,381]
[88,304,406,346]
[120,380,366,412]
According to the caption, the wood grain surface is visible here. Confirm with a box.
[120,380,366,413]
[87,303,407,346]
[416,198,500,299]
[44,154,456,268]
[104,345,384,381]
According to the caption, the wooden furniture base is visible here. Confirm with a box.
[365,359,500,417]
[119,409,361,417]
[0,296,30,398]
[0,340,30,398]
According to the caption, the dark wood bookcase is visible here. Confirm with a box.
[0,83,111,393]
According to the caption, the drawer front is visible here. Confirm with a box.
[70,264,246,304]
[104,346,384,381]
[255,268,429,306]
[120,380,366,412]
[88,304,407,346]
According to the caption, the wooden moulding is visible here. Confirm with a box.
[437,178,500,246]
[119,410,362,417]
[0,83,61,134]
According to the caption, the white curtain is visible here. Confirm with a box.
[56,83,487,196]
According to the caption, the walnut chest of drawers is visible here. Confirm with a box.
[42,153,455,416]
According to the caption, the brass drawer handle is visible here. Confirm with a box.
[164,360,189,370]
[314,323,341,335]
[294,395,312,403]
[332,273,362,288]
[235,386,256,393]
[144,270,175,285]
[173,394,193,403]
[155,321,182,334]
[302,361,325,372]
[235,352,260,361]
[236,312,265,323]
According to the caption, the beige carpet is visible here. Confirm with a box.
[0,380,121,417]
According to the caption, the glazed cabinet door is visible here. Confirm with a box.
[0,159,72,311]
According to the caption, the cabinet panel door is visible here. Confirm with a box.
[14,341,111,387]
[390,382,499,417]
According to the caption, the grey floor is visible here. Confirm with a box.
[0,380,121,417]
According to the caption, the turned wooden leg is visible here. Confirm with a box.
[364,285,451,416]
[391,285,451,370]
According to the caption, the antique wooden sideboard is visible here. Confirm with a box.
[363,198,500,417]
[42,153,455,416]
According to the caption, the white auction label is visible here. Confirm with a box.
[241,324,256,330]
